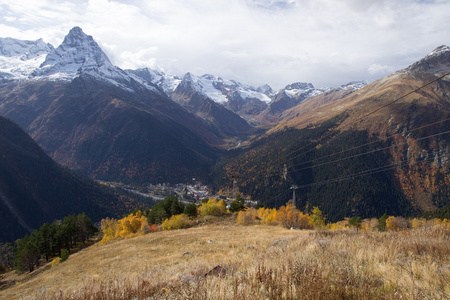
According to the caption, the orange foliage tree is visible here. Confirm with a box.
[276,201,312,229]
[100,211,149,244]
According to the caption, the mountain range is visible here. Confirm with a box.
[0,27,366,183]
[1,27,449,229]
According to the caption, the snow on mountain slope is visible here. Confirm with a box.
[0,38,53,80]
[337,81,368,91]
[0,26,370,114]
[278,82,325,100]
[175,72,272,104]
[0,27,161,94]
[256,84,275,95]
[127,67,181,95]
[21,27,159,94]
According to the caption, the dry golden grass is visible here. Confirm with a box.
[1,215,449,299]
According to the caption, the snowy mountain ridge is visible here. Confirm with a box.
[0,26,369,112]
[0,27,161,94]
[0,37,53,81]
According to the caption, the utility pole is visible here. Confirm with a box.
[290,185,298,207]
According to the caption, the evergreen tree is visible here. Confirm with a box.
[348,217,362,231]
[377,213,389,231]
[147,197,185,224]
[184,203,198,218]
[229,194,246,212]
[14,239,40,272]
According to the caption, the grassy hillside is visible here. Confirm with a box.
[1,216,448,299]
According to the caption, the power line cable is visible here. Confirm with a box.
[281,116,450,169]
[270,71,450,167]
[286,128,450,174]
[296,156,435,190]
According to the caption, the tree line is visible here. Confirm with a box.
[2,213,98,273]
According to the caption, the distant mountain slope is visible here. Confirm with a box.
[214,46,450,218]
[131,70,273,126]
[171,72,256,138]
[0,116,135,243]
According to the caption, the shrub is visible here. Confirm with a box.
[51,257,60,267]
[348,217,362,231]
[264,208,278,225]
[149,224,160,232]
[386,216,408,231]
[162,214,191,230]
[60,249,69,262]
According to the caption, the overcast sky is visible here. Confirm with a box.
[0,0,449,89]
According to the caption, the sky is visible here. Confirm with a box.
[0,0,449,90]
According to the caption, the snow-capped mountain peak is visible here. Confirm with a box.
[34,26,112,79]
[285,82,314,91]
[407,45,450,75]
[256,84,275,95]
[282,82,322,98]
[426,45,450,59]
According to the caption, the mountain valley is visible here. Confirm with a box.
[1,27,450,239]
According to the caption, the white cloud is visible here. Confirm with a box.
[368,64,397,75]
[0,0,449,89]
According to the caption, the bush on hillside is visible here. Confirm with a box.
[161,214,191,230]
[60,249,69,262]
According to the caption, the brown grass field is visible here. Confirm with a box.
[1,215,449,299]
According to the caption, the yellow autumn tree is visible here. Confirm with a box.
[264,209,278,225]
[257,207,269,222]
[386,216,408,231]
[328,220,348,231]
[236,208,258,225]
[361,218,378,231]
[161,214,191,230]
[308,206,325,228]
[100,218,119,244]
[276,201,312,229]
[411,218,427,229]
[100,211,149,243]
[199,199,227,216]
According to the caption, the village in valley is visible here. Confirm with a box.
[101,180,258,209]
